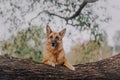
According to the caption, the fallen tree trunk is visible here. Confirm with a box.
[0,54,120,80]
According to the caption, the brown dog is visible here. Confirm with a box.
[42,25,75,70]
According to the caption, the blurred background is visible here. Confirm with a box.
[0,0,120,65]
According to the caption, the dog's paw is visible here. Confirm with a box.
[51,63,55,67]
[71,67,75,71]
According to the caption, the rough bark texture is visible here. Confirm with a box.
[0,54,120,80]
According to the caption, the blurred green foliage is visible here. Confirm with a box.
[113,30,120,53]
[67,40,112,65]
[0,26,45,62]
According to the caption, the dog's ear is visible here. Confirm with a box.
[59,28,66,38]
[46,25,52,36]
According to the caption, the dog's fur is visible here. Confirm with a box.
[42,25,75,70]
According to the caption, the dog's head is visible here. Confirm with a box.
[46,25,66,49]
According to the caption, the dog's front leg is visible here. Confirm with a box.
[64,59,75,71]
[43,60,55,67]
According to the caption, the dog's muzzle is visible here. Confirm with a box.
[51,40,57,47]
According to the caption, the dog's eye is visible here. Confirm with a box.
[49,36,53,39]
[56,36,59,40]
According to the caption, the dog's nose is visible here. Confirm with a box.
[51,41,57,47]
[51,42,55,46]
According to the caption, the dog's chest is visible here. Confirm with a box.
[51,51,65,64]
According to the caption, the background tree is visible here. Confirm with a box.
[0,0,110,42]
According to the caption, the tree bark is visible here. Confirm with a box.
[0,54,120,80]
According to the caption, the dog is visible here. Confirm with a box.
[42,25,75,70]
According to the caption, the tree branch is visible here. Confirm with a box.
[84,0,98,3]
[44,10,66,20]
[30,0,99,24]
[43,1,88,23]
[30,11,44,22]
[0,53,119,80]
[67,1,87,20]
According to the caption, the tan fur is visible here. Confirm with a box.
[42,25,75,70]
